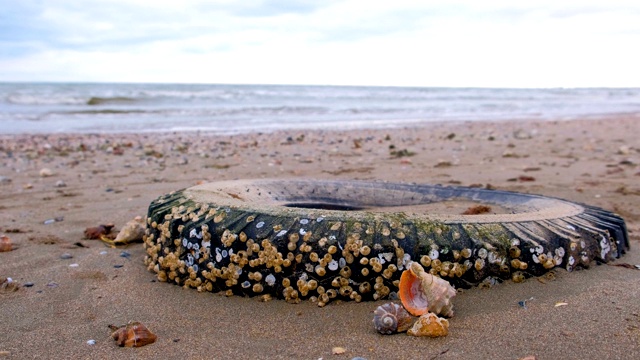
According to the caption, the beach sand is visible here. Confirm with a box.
[1,117,639,360]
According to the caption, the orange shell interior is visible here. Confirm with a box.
[399,268,430,316]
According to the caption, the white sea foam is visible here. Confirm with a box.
[1,83,639,134]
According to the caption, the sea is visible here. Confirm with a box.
[1,82,639,134]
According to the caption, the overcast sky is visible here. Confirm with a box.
[1,0,640,87]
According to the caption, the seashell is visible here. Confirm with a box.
[399,261,456,317]
[39,168,53,177]
[407,312,449,337]
[84,224,115,240]
[373,302,415,334]
[1,277,20,292]
[113,216,146,244]
[110,321,157,347]
[0,235,13,252]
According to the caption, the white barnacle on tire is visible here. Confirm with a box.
[189,228,203,239]
[265,274,276,286]
[328,260,338,271]
[600,235,611,259]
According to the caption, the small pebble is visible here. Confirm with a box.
[332,347,346,355]
[39,168,53,177]
[54,180,67,188]
[46,281,58,288]
[99,251,108,255]
[518,300,527,308]
[43,217,64,225]
[86,339,96,345]
[23,282,34,287]
[69,263,79,268]
[114,264,124,268]
[120,251,131,258]
[0,176,11,184]
[60,253,73,259]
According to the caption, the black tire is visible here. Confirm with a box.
[143,179,629,305]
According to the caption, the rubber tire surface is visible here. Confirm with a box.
[143,179,629,304]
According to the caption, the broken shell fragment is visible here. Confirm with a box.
[407,312,449,337]
[1,277,20,292]
[373,302,415,334]
[113,216,146,245]
[110,321,157,347]
[0,236,13,252]
[399,262,456,317]
[84,224,115,240]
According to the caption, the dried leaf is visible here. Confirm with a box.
[608,263,640,270]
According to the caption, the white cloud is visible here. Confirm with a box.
[0,0,639,87]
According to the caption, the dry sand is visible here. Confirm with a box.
[1,117,639,360]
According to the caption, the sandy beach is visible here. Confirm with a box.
[1,116,639,360]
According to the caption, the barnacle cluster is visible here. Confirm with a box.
[143,180,628,306]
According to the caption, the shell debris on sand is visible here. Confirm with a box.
[98,216,146,246]
[84,224,115,240]
[406,312,449,337]
[109,321,157,347]
[113,216,146,244]
[331,346,346,355]
[39,168,53,177]
[1,277,20,292]
[0,236,13,252]
[398,262,456,317]
[372,302,414,334]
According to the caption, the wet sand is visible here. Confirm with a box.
[1,117,639,359]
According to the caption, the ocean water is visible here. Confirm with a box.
[1,82,639,134]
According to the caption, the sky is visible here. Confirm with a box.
[1,0,640,88]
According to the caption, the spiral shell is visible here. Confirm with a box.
[399,261,456,317]
[372,302,414,334]
[110,321,157,347]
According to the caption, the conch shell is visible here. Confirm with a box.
[110,321,157,347]
[372,302,415,334]
[114,216,146,244]
[407,312,449,337]
[100,217,146,246]
[399,261,456,317]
